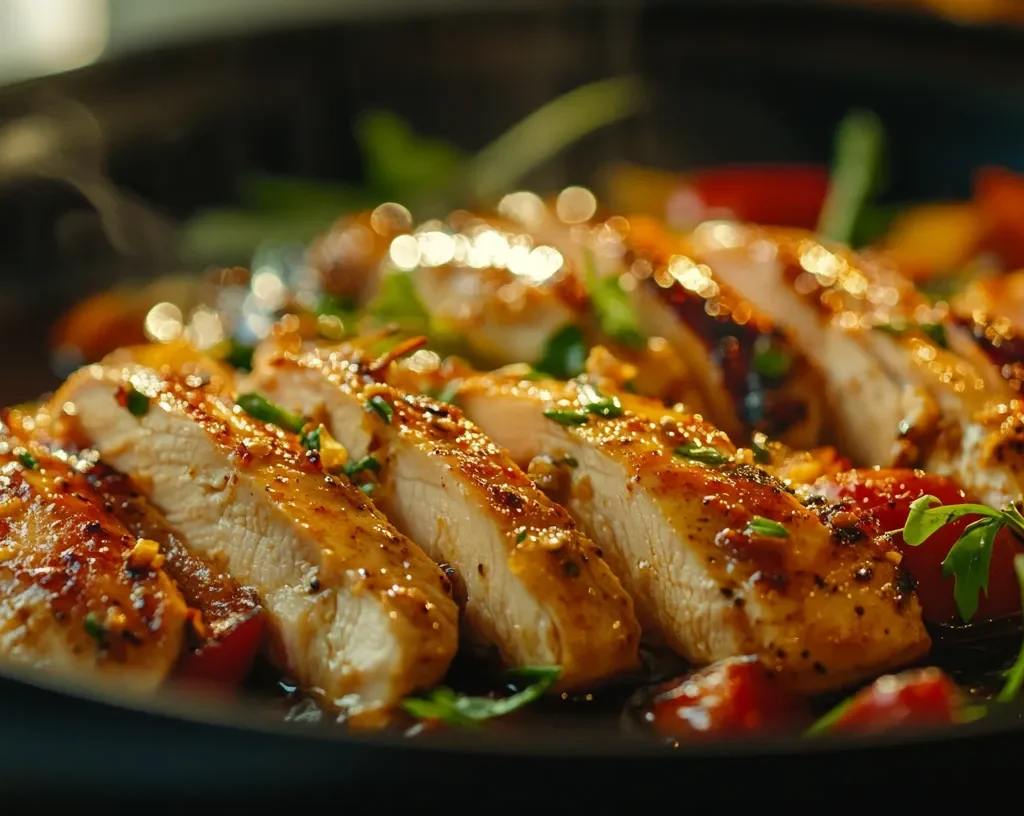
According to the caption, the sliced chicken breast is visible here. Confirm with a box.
[686,224,1024,508]
[250,334,642,688]
[434,368,929,693]
[51,360,459,720]
[0,428,188,689]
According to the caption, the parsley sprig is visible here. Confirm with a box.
[402,666,562,726]
[891,495,1024,623]
[997,555,1024,704]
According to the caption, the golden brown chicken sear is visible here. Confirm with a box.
[51,358,460,721]
[0,427,189,689]
[397,362,930,693]
[251,332,642,689]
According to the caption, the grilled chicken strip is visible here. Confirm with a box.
[951,270,1024,391]
[392,363,929,693]
[0,428,188,689]
[250,334,641,688]
[51,360,459,719]
[685,224,1024,508]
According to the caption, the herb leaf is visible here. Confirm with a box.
[366,395,394,424]
[543,409,590,427]
[576,382,624,419]
[16,450,38,470]
[874,319,949,350]
[300,425,322,452]
[429,381,462,405]
[751,337,793,381]
[746,516,789,538]
[344,455,381,477]
[516,530,528,544]
[674,441,730,466]
[236,393,307,434]
[535,324,588,380]
[750,433,772,465]
[898,495,1002,546]
[817,108,886,245]
[583,250,645,350]
[997,555,1024,703]
[402,666,562,726]
[83,612,107,647]
[124,385,151,418]
[942,518,1000,624]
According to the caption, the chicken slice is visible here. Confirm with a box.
[250,334,641,688]
[0,428,188,689]
[51,360,459,720]
[685,224,1024,508]
[436,368,929,693]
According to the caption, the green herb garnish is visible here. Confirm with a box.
[124,385,150,418]
[874,319,949,349]
[299,425,322,452]
[674,442,731,466]
[83,612,107,647]
[344,455,381,478]
[562,456,579,468]
[576,382,624,419]
[366,272,431,333]
[516,530,528,544]
[236,393,306,434]
[429,381,462,405]
[997,555,1024,704]
[358,483,375,496]
[891,495,1024,623]
[535,325,588,380]
[16,450,37,470]
[543,409,590,427]
[817,108,886,245]
[366,395,394,424]
[224,339,255,371]
[751,337,793,381]
[582,250,645,350]
[750,433,772,465]
[402,666,562,727]
[746,516,789,538]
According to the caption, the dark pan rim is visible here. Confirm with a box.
[3,659,1022,757]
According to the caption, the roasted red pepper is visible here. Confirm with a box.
[86,463,265,687]
[812,468,1022,624]
[974,166,1024,271]
[816,668,965,735]
[643,656,808,738]
[667,165,830,230]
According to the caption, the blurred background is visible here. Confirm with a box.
[2,0,1024,403]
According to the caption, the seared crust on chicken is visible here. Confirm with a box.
[251,333,642,688]
[0,429,189,689]
[51,361,459,719]
[445,370,930,693]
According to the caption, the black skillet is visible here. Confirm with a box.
[3,0,1024,805]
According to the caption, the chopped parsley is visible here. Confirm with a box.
[890,495,1024,623]
[366,395,394,424]
[576,382,623,419]
[224,339,255,372]
[344,455,381,478]
[124,385,151,417]
[402,665,561,726]
[543,409,590,427]
[674,441,731,466]
[236,393,306,434]
[746,516,789,538]
[751,337,793,381]
[83,612,107,647]
[582,249,645,350]
[535,324,588,380]
[750,433,772,465]
[16,450,37,470]
[874,319,949,349]
[516,530,528,544]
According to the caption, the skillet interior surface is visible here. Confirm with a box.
[2,1,1024,794]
